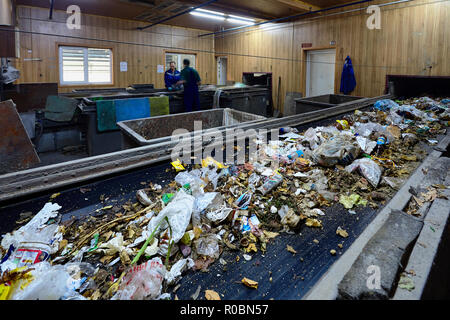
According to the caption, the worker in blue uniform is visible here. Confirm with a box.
[164,61,181,91]
[176,59,201,112]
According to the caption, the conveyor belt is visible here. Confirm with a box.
[3,103,439,300]
[0,95,391,203]
[0,113,378,300]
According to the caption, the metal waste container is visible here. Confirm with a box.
[117,108,266,149]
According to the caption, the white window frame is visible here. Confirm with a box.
[59,46,113,86]
[165,52,196,71]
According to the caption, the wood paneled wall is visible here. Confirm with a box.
[12,1,450,109]
[215,0,450,113]
[14,6,216,92]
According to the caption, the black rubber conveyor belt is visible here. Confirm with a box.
[0,109,438,300]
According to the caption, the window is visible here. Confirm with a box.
[59,46,112,85]
[165,53,196,71]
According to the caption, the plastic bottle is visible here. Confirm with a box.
[374,135,387,156]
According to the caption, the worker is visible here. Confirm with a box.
[176,59,201,112]
[164,61,181,91]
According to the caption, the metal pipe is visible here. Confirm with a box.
[198,0,374,37]
[137,0,220,31]
[49,0,54,20]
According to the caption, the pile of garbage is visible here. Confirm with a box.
[1,96,448,300]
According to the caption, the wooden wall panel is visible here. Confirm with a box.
[215,0,450,113]
[13,6,215,93]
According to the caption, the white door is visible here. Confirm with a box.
[306,49,336,97]
[217,57,227,85]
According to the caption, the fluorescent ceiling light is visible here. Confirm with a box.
[190,12,225,20]
[226,18,255,25]
[228,14,255,22]
[195,8,225,16]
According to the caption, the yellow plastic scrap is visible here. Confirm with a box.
[305,218,322,228]
[180,231,194,246]
[336,120,350,130]
[0,267,34,300]
[50,192,61,199]
[339,194,368,209]
[336,227,349,238]
[245,243,257,253]
[193,227,202,240]
[205,290,221,300]
[171,159,185,172]
[241,277,258,289]
[96,205,113,213]
[201,157,228,169]
[0,284,11,300]
[263,231,279,240]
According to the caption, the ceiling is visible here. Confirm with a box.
[15,0,363,31]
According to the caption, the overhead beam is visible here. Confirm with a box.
[276,0,321,12]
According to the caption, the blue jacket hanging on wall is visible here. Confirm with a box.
[340,56,356,95]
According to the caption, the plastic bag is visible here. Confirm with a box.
[248,173,261,186]
[355,136,377,154]
[382,176,405,190]
[9,262,87,300]
[146,190,195,244]
[113,258,166,300]
[374,99,399,111]
[206,207,232,224]
[278,205,300,228]
[354,122,384,138]
[200,167,225,190]
[1,203,62,255]
[345,158,382,187]
[307,169,329,193]
[99,233,133,256]
[175,171,204,190]
[136,190,152,206]
[303,127,320,150]
[165,258,194,285]
[393,104,438,122]
[194,193,231,223]
[311,135,361,167]
[194,234,220,259]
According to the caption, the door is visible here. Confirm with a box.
[306,49,336,97]
[217,57,227,85]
